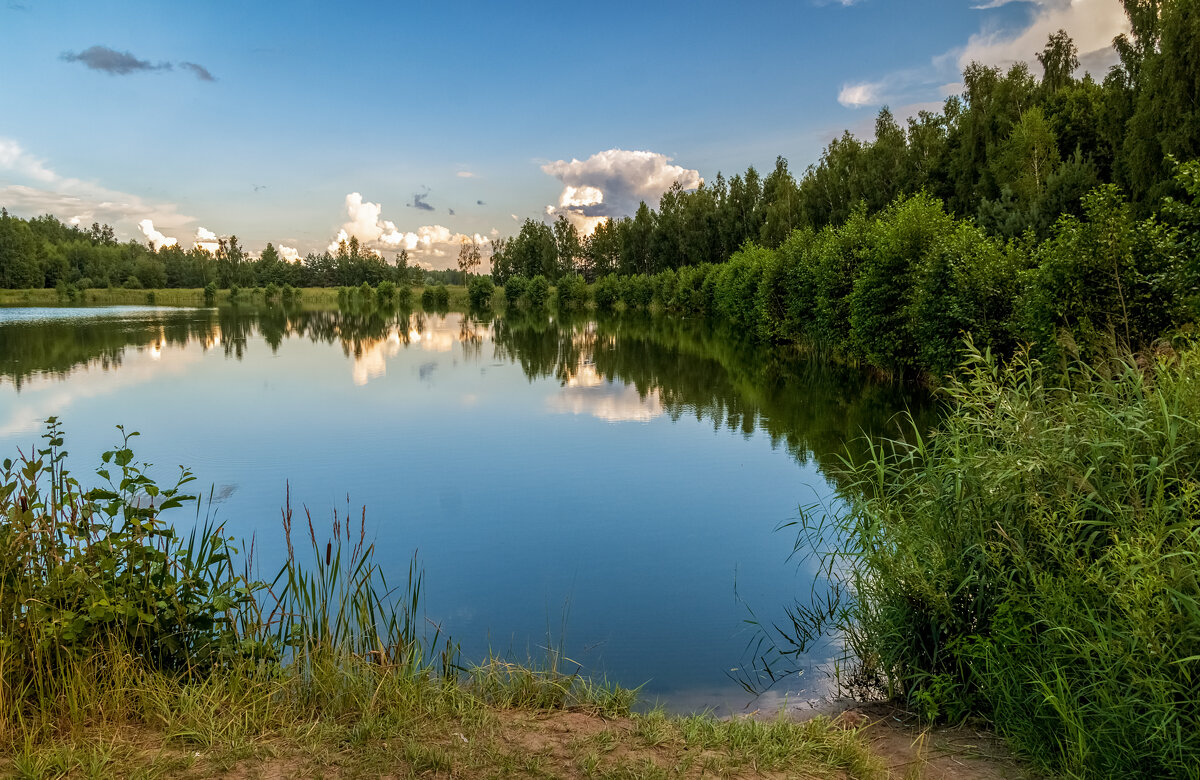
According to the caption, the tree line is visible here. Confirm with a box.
[0,213,442,291]
[493,1,1199,284]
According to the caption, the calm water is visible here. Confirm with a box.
[0,303,929,713]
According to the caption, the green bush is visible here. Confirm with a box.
[264,282,280,301]
[591,275,621,311]
[833,345,1200,777]
[229,283,241,302]
[377,280,396,303]
[526,275,550,308]
[909,222,1021,379]
[849,194,955,374]
[467,276,495,309]
[671,264,713,315]
[503,275,528,306]
[420,286,436,309]
[203,281,217,306]
[619,274,653,309]
[1019,184,1176,368]
[712,243,772,330]
[554,274,588,309]
[122,275,143,290]
[651,269,678,308]
[0,420,265,676]
[433,284,450,307]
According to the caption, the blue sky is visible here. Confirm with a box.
[0,0,1128,267]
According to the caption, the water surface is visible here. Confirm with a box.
[0,303,929,713]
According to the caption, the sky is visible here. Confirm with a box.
[0,0,1130,269]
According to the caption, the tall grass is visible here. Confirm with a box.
[826,341,1200,777]
[0,419,455,747]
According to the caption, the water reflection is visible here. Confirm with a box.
[0,303,933,711]
[0,304,932,483]
[1,305,929,480]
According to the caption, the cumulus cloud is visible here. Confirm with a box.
[194,227,219,253]
[828,0,1127,112]
[957,0,1129,73]
[278,245,302,263]
[326,192,491,268]
[138,219,177,250]
[0,136,193,238]
[541,149,702,235]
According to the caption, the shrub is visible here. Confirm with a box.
[555,274,588,309]
[122,275,143,290]
[1018,184,1176,368]
[0,420,265,677]
[592,275,621,311]
[377,280,396,303]
[467,276,496,309]
[433,284,450,307]
[264,282,280,301]
[672,264,713,315]
[832,345,1200,777]
[504,275,528,306]
[229,283,241,302]
[420,286,436,309]
[849,193,955,374]
[619,274,653,309]
[203,281,217,306]
[712,244,772,331]
[526,275,550,308]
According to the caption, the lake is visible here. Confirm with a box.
[0,303,929,714]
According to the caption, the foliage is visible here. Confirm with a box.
[591,275,621,311]
[525,275,550,308]
[502,274,527,306]
[0,420,267,685]
[827,344,1200,777]
[554,273,588,309]
[466,275,495,309]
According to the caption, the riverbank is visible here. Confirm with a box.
[0,284,474,310]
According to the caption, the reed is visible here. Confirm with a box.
[825,340,1200,777]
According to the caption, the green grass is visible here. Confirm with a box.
[825,339,1200,777]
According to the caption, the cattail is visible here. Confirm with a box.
[325,540,332,566]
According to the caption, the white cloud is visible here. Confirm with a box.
[958,0,1129,73]
[138,219,178,250]
[0,137,193,239]
[327,192,491,269]
[278,245,302,263]
[541,149,702,235]
[455,171,475,178]
[194,227,219,254]
[837,81,883,108]
[0,138,56,183]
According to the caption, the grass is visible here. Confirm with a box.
[0,420,883,779]
[821,339,1200,778]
